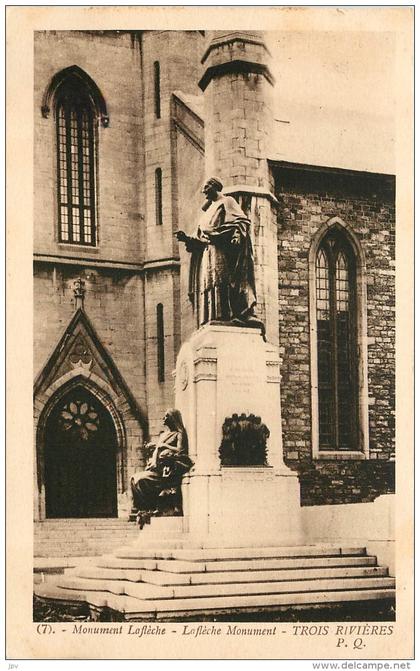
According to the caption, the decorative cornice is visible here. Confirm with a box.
[34,254,180,274]
[198,60,274,92]
[201,32,270,64]
[143,258,180,273]
[268,159,395,181]
[223,184,279,207]
[34,254,143,271]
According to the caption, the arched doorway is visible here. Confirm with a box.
[44,386,118,518]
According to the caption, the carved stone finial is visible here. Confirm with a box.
[73,278,86,311]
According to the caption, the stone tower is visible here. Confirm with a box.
[199,31,279,344]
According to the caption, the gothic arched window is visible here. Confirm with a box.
[55,76,97,245]
[315,228,358,451]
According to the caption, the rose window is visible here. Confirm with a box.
[59,399,99,440]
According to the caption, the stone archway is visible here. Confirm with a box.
[35,371,130,519]
[44,385,118,518]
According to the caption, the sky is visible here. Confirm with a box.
[266,31,395,173]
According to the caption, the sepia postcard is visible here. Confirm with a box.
[6,4,414,663]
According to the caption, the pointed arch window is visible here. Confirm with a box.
[315,228,358,451]
[55,77,97,245]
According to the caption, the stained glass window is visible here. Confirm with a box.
[56,83,96,245]
[316,230,358,451]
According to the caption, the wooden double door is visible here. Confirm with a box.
[45,387,118,518]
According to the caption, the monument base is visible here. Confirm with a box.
[175,324,303,547]
[181,468,302,547]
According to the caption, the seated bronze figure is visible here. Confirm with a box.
[131,409,193,524]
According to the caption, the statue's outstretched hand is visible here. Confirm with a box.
[175,230,188,243]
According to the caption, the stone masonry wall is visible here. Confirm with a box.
[34,31,144,264]
[274,166,395,505]
[141,31,204,437]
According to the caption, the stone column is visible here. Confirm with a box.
[199,31,279,345]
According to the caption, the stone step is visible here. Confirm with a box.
[92,554,377,574]
[34,524,137,531]
[34,558,95,584]
[36,548,100,563]
[68,566,145,582]
[111,545,367,563]
[35,550,119,558]
[34,526,137,532]
[34,582,395,620]
[157,555,378,574]
[34,533,138,542]
[139,565,389,586]
[134,576,396,601]
[34,528,131,532]
[68,563,388,585]
[35,541,138,548]
[96,557,160,570]
[34,532,139,542]
[35,518,133,524]
[35,538,137,548]
[35,547,134,556]
[56,574,395,601]
[168,546,367,562]
[56,576,168,599]
[34,541,140,558]
[34,557,94,571]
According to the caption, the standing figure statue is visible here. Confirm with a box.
[176,177,263,331]
[131,409,193,517]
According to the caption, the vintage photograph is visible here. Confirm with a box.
[6,5,413,661]
[32,24,397,623]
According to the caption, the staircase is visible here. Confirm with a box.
[34,518,395,621]
[34,518,140,558]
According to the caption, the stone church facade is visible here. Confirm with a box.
[33,30,395,523]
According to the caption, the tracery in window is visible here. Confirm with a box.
[59,398,99,441]
[56,77,97,245]
[315,229,358,451]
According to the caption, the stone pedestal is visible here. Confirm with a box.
[175,324,302,546]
